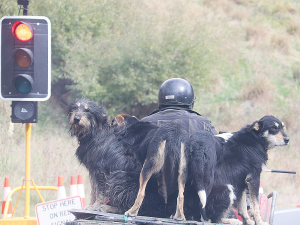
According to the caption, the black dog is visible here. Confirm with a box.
[66,99,165,216]
[113,114,235,222]
[191,115,289,225]
[161,130,235,222]
[189,130,227,221]
[112,114,190,220]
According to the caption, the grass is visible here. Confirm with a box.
[0,101,90,217]
[193,0,300,209]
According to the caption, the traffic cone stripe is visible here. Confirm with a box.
[57,175,64,187]
[56,176,67,200]
[3,177,10,188]
[1,177,12,219]
[1,202,12,218]
[2,187,11,201]
[77,174,83,185]
[70,175,78,197]
[77,174,86,208]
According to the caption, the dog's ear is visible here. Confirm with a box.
[112,114,126,128]
[248,121,260,132]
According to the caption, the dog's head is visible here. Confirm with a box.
[248,115,289,150]
[112,114,139,135]
[66,98,107,138]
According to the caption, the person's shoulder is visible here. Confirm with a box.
[185,110,213,121]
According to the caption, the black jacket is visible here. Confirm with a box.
[141,106,218,136]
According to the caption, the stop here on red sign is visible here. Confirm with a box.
[35,196,82,225]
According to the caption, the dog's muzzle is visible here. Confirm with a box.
[284,137,289,145]
[74,116,81,124]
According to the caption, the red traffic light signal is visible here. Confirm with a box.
[0,16,51,101]
[12,21,33,41]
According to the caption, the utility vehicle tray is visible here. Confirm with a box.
[66,209,226,225]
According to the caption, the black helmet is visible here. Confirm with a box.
[158,78,195,109]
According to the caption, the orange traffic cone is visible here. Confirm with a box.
[56,175,66,200]
[77,174,86,208]
[70,175,78,197]
[259,181,270,222]
[1,177,12,219]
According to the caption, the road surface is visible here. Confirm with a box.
[273,208,300,225]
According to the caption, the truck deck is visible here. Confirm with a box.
[66,209,228,225]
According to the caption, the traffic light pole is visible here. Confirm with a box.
[20,0,31,219]
[17,0,29,16]
[24,123,31,219]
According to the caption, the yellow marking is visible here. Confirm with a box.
[274,132,285,141]
[253,123,259,131]
[246,177,264,225]
[173,142,186,220]
[152,140,166,174]
[274,122,279,128]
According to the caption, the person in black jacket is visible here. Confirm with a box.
[142,78,235,221]
[142,78,218,136]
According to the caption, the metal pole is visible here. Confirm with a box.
[23,4,28,15]
[17,0,29,15]
[268,191,277,225]
[24,123,31,219]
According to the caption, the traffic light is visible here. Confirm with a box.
[0,16,51,101]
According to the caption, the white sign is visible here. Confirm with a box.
[35,196,82,225]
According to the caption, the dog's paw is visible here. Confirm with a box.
[241,218,255,225]
[230,219,243,225]
[99,204,123,214]
[171,213,186,221]
[124,209,137,217]
[221,218,243,225]
[84,205,95,211]
[255,221,269,225]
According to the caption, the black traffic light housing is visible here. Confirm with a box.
[11,101,38,123]
[0,16,51,101]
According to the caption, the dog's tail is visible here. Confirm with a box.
[190,136,209,221]
[106,170,166,218]
[197,190,208,221]
[190,130,219,221]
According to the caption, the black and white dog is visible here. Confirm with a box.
[191,115,289,225]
